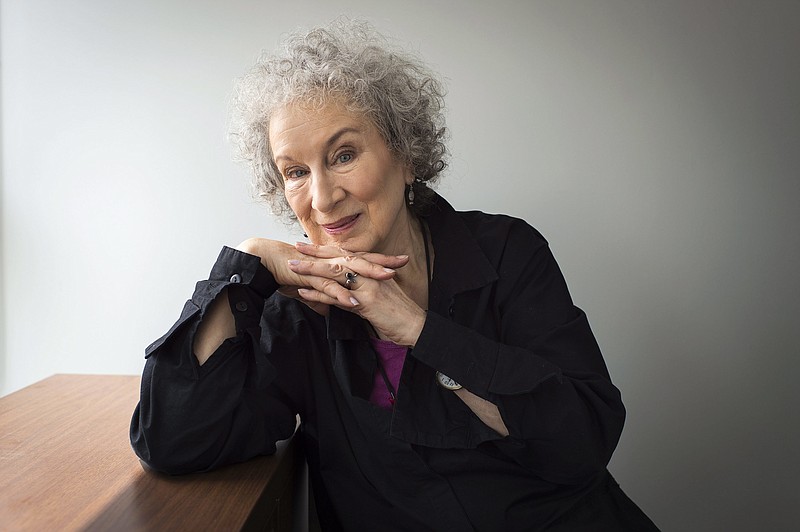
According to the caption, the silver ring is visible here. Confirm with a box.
[344,271,359,289]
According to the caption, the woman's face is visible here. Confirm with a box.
[270,99,415,254]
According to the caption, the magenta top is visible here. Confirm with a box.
[367,337,407,409]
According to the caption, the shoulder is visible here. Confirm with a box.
[458,209,547,246]
[449,208,550,269]
[449,208,573,313]
[425,194,556,280]
[428,194,548,249]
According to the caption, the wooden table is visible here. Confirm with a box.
[0,374,299,531]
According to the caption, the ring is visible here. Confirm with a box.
[344,271,359,289]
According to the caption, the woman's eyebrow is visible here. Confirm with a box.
[324,127,362,149]
[274,127,363,165]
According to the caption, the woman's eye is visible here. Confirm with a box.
[336,153,353,164]
[285,168,308,179]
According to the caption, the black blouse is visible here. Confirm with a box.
[130,194,657,531]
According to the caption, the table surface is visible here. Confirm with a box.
[0,374,295,531]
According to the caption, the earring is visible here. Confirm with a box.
[407,184,415,206]
[303,232,308,238]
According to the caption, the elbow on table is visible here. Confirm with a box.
[130,428,203,475]
[129,411,218,475]
[130,434,240,475]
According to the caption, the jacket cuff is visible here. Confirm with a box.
[144,246,278,358]
[412,311,561,395]
[208,246,278,299]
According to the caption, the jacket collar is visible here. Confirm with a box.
[327,193,498,339]
[424,193,498,309]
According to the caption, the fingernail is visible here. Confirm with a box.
[349,297,359,306]
[297,288,308,295]
[288,259,300,265]
[396,255,408,259]
[383,268,395,273]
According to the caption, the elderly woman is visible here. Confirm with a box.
[130,20,657,531]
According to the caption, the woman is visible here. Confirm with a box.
[131,20,658,531]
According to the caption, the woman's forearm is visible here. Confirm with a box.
[455,388,510,437]
[192,288,236,365]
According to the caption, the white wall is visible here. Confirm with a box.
[2,1,799,530]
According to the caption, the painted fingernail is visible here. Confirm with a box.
[349,297,360,306]
[288,259,300,265]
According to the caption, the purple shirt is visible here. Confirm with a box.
[368,337,407,409]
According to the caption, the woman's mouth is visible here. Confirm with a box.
[321,214,360,235]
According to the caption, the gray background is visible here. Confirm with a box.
[2,1,799,530]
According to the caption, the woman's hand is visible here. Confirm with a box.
[236,238,410,314]
[287,242,426,347]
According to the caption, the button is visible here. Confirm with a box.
[229,274,242,283]
[448,304,455,317]
[235,301,248,312]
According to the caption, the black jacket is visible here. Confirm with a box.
[131,194,657,531]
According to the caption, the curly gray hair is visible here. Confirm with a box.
[229,19,448,218]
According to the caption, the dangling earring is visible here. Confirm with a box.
[406,184,415,206]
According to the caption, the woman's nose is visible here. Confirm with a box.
[310,170,345,213]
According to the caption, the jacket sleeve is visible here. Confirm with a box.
[130,246,299,474]
[411,222,625,485]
